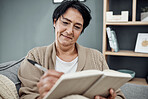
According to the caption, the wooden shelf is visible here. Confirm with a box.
[103,0,148,84]
[128,78,148,86]
[105,50,148,57]
[106,21,148,25]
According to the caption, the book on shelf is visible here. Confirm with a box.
[106,27,119,52]
[43,69,132,99]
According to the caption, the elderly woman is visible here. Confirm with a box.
[18,0,125,99]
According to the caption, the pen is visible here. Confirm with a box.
[27,59,48,72]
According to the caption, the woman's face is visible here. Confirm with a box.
[54,8,84,47]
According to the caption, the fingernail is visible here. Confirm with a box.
[110,89,114,94]
[95,96,100,99]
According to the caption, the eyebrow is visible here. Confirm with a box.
[61,15,83,26]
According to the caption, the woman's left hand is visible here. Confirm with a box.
[95,89,117,99]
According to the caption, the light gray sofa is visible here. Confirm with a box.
[0,58,148,99]
[121,83,148,99]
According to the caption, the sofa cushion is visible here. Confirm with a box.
[0,58,24,93]
[121,83,148,99]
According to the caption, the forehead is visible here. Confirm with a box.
[62,8,83,25]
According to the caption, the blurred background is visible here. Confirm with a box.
[0,0,103,63]
[0,0,147,78]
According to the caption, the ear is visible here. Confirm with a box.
[53,19,57,27]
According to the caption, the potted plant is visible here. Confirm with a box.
[141,7,148,21]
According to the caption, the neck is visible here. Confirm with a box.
[55,42,77,56]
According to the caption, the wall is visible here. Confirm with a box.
[0,0,103,63]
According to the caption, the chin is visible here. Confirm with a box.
[61,42,71,46]
[60,41,74,46]
[58,39,75,46]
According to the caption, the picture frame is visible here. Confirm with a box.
[135,33,148,53]
[53,0,86,4]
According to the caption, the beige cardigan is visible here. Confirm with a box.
[18,42,125,99]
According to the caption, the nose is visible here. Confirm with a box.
[67,25,73,35]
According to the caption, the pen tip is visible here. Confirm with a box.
[27,59,37,65]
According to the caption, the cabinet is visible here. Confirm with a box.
[102,0,148,85]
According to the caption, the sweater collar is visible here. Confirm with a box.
[51,42,56,69]
[76,43,86,71]
[52,42,86,71]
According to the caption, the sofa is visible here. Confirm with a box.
[0,58,148,99]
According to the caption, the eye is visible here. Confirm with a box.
[62,21,69,25]
[75,26,81,30]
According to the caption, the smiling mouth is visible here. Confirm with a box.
[61,34,72,39]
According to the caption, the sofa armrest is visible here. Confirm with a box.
[0,57,24,93]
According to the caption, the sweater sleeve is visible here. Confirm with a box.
[18,48,44,99]
[91,49,109,71]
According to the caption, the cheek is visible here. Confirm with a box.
[74,32,81,40]
[55,25,66,34]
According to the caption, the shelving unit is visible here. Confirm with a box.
[106,22,148,25]
[103,0,148,85]
[128,78,147,85]
[105,50,148,57]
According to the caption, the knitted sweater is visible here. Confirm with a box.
[0,74,19,99]
[18,42,125,99]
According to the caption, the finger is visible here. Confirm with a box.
[40,92,48,99]
[95,96,106,99]
[38,76,59,87]
[95,96,100,99]
[42,70,64,78]
[109,89,116,99]
[37,77,59,95]
[41,70,64,79]
[38,76,58,88]
[38,84,54,96]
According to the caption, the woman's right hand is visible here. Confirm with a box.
[37,70,64,99]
